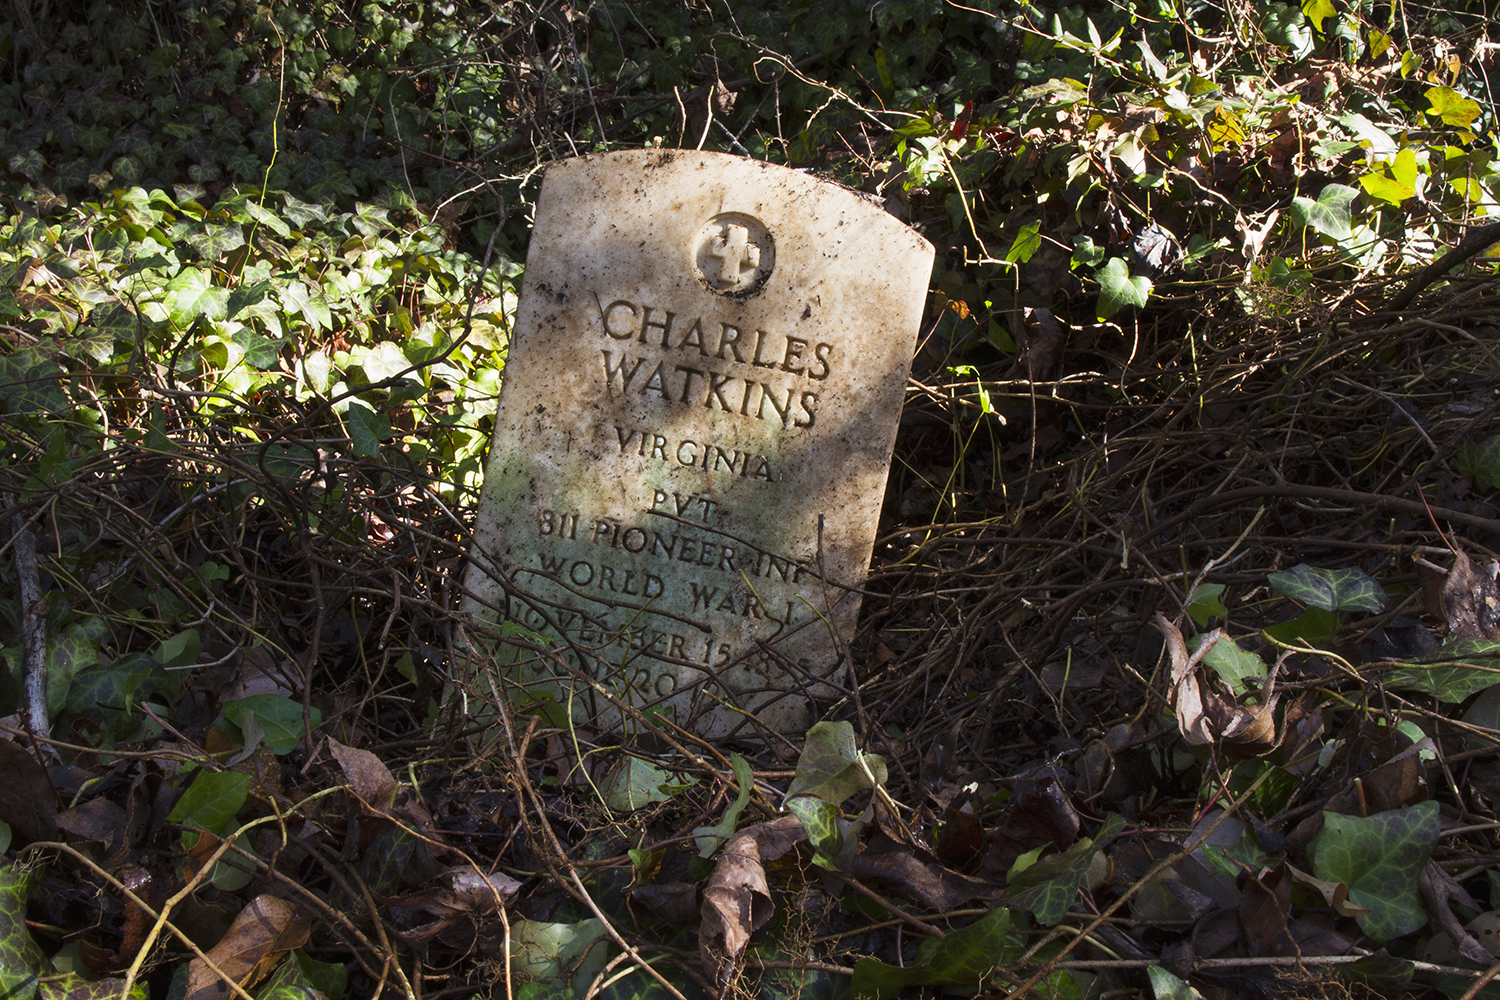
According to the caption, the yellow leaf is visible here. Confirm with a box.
[1391,147,1418,190]
[1206,106,1245,149]
[1301,0,1336,31]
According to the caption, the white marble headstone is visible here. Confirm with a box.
[463,150,933,736]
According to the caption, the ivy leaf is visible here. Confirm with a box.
[1457,434,1500,490]
[89,302,141,352]
[280,280,333,334]
[1094,257,1152,320]
[602,757,674,812]
[156,628,201,669]
[1268,563,1387,613]
[1342,949,1415,994]
[1003,815,1124,926]
[851,907,1024,1000]
[1300,0,1336,31]
[694,753,754,857]
[1206,106,1245,147]
[1005,221,1041,264]
[1308,801,1439,941]
[1072,235,1105,268]
[1380,638,1500,703]
[784,721,887,808]
[508,918,611,998]
[1262,606,1337,646]
[9,149,45,180]
[1186,583,1227,626]
[345,399,392,458]
[168,770,252,833]
[1200,635,1267,696]
[46,616,107,714]
[1390,147,1419,190]
[1290,183,1357,241]
[1262,4,1314,58]
[231,325,286,371]
[240,197,292,237]
[64,651,167,726]
[183,221,246,260]
[0,866,45,1000]
[1425,86,1481,127]
[162,267,228,327]
[1360,172,1415,206]
[1148,965,1206,1000]
[221,694,319,755]
[785,795,842,869]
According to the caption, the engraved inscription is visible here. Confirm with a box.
[694,213,774,294]
[597,296,827,430]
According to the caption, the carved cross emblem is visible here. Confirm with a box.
[706,223,760,290]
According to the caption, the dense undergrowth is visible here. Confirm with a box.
[1,0,1499,998]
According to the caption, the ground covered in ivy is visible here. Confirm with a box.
[2,0,1500,998]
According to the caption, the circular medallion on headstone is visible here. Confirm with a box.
[693,213,774,295]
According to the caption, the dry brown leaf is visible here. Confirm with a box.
[1239,863,1292,956]
[1156,614,1218,745]
[1443,549,1500,640]
[628,882,701,925]
[185,894,310,1000]
[1156,614,1283,757]
[1285,864,1371,919]
[329,737,397,809]
[851,833,1002,911]
[699,816,805,996]
[1420,860,1495,964]
[55,797,129,853]
[0,739,57,844]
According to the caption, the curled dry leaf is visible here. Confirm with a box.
[185,894,310,1000]
[851,833,1003,911]
[1157,613,1217,746]
[1155,614,1283,757]
[699,815,805,997]
[1285,864,1372,919]
[1419,859,1495,963]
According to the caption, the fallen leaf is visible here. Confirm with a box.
[1285,864,1372,920]
[55,797,129,855]
[1156,615,1283,757]
[1239,863,1292,956]
[0,740,57,844]
[851,833,1002,911]
[329,737,397,809]
[982,763,1080,876]
[932,806,983,870]
[448,867,521,911]
[1158,615,1216,745]
[1444,550,1500,640]
[1419,860,1495,963]
[185,895,311,1000]
[627,882,700,925]
[699,816,805,995]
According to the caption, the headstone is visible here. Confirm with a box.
[462,150,933,737]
